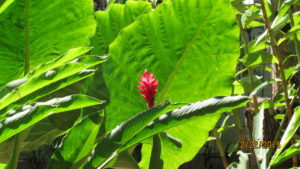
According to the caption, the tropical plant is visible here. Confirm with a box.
[0,0,300,169]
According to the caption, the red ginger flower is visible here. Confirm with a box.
[138,69,158,108]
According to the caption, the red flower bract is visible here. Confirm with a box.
[138,69,158,108]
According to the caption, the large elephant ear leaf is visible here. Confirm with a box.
[103,0,239,131]
[0,0,96,86]
[91,1,152,55]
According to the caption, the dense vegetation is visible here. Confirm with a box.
[0,0,299,168]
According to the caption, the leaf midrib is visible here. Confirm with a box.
[157,20,208,103]
[24,0,30,74]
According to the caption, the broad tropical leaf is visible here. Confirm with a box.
[85,1,152,115]
[0,55,107,113]
[103,0,239,131]
[0,95,103,143]
[96,0,239,168]
[0,0,96,86]
[91,1,152,55]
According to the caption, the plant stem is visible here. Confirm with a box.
[236,14,259,114]
[213,128,228,168]
[149,134,163,169]
[9,135,22,169]
[232,109,244,140]
[259,0,297,166]
[288,8,300,64]
[259,0,293,120]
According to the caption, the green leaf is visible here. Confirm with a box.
[272,141,300,166]
[0,0,96,86]
[277,0,297,21]
[233,75,263,95]
[241,51,278,67]
[249,39,270,54]
[252,104,267,169]
[126,96,249,169]
[0,95,103,143]
[83,100,171,169]
[241,4,263,29]
[270,106,300,167]
[49,113,104,169]
[91,1,152,56]
[0,162,5,169]
[250,78,281,96]
[0,0,13,13]
[0,55,107,113]
[26,47,92,78]
[104,0,239,131]
[85,1,152,114]
[23,119,64,150]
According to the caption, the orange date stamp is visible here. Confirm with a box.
[238,137,281,149]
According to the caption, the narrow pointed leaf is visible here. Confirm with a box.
[272,141,300,166]
[270,107,300,167]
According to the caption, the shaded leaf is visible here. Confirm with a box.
[49,113,104,169]
[272,141,300,166]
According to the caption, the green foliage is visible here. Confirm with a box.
[83,100,172,168]
[100,0,239,132]
[1,0,300,168]
[0,95,103,143]
[91,1,152,55]
[48,113,104,169]
[0,0,96,86]
[270,107,300,167]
